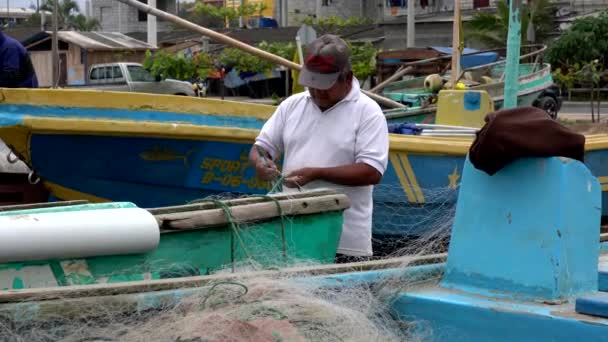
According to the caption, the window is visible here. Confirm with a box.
[322,0,332,6]
[113,66,124,79]
[128,65,156,82]
[104,66,113,79]
[138,0,148,21]
[90,67,103,80]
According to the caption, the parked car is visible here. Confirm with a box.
[533,84,562,119]
[73,63,196,97]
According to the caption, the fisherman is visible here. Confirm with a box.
[249,34,389,263]
[0,30,39,88]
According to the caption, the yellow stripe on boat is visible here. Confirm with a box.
[389,153,417,203]
[44,182,111,203]
[398,153,426,204]
[0,88,274,120]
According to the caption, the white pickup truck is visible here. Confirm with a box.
[80,62,196,96]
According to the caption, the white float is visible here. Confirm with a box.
[0,208,160,263]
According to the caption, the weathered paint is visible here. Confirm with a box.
[392,288,608,341]
[442,157,601,301]
[0,211,343,290]
[0,202,136,216]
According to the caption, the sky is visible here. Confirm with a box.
[8,0,87,12]
[7,0,193,13]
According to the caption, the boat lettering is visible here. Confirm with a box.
[200,171,270,190]
[200,158,249,174]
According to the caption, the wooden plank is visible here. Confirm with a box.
[159,194,351,230]
[0,200,89,212]
[0,253,447,304]
[147,189,338,215]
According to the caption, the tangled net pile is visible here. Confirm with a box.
[0,182,457,341]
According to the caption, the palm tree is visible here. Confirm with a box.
[39,0,99,31]
[465,0,556,48]
[70,13,100,31]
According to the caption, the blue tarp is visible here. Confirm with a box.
[430,46,499,70]
[387,123,422,135]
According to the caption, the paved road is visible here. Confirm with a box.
[559,101,608,121]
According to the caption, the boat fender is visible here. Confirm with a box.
[0,208,160,263]
[424,74,444,93]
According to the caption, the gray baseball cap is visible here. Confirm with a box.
[298,34,351,90]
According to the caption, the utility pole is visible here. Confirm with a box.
[147,0,157,47]
[406,0,415,47]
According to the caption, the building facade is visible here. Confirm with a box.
[90,0,177,33]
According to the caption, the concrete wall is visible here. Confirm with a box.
[287,0,384,25]
[92,0,176,33]
[30,51,53,88]
[383,21,454,50]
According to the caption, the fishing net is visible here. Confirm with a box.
[0,181,456,341]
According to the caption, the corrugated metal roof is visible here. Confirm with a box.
[44,31,156,50]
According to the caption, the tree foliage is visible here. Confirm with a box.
[142,50,214,81]
[219,41,296,74]
[465,0,555,48]
[349,42,377,81]
[300,15,372,32]
[547,10,608,70]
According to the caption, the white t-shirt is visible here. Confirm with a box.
[255,79,389,256]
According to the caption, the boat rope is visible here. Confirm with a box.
[269,174,286,193]
[212,200,256,273]
[261,195,288,265]
[200,281,249,310]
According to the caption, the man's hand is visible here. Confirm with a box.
[284,168,319,188]
[255,158,281,181]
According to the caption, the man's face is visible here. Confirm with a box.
[309,72,353,111]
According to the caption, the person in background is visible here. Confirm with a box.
[249,34,389,263]
[0,30,39,88]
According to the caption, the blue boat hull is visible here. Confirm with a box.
[1,89,606,247]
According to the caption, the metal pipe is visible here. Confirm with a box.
[114,0,406,109]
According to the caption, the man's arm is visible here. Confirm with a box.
[0,47,21,87]
[249,105,285,181]
[284,164,381,188]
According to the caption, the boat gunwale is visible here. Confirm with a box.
[2,117,607,156]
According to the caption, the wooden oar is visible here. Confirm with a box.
[369,66,414,94]
[115,0,406,109]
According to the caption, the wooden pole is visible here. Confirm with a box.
[114,0,406,109]
[450,0,461,89]
[369,66,413,94]
[51,0,59,88]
